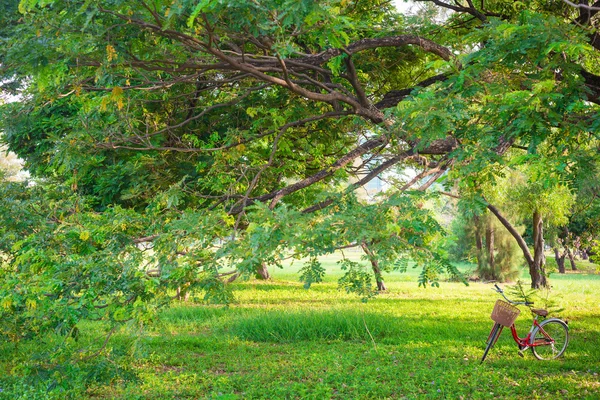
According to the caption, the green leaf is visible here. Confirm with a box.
[187,0,218,28]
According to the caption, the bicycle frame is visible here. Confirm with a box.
[508,316,554,350]
[486,314,553,348]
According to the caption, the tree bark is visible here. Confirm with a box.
[553,247,566,274]
[531,211,548,289]
[361,242,387,291]
[565,246,578,271]
[226,272,241,283]
[255,262,271,280]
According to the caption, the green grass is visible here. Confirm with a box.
[1,255,599,399]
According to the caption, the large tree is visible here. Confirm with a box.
[2,0,600,347]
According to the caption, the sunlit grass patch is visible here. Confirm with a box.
[1,261,600,399]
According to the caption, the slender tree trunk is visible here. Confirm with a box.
[531,211,548,289]
[474,216,486,274]
[485,225,495,278]
[561,227,578,270]
[255,262,271,280]
[565,246,578,271]
[361,242,387,291]
[553,247,566,274]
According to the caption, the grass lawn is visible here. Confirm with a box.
[1,253,599,399]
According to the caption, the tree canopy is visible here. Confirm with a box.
[2,0,600,348]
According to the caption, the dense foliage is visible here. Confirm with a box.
[1,0,600,361]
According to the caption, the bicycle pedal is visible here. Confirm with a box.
[518,346,529,357]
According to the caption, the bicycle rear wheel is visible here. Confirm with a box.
[481,322,503,363]
[531,319,569,360]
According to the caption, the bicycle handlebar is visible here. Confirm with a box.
[492,284,534,306]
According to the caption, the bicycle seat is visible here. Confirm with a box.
[531,308,548,317]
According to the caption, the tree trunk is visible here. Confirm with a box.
[565,246,578,271]
[255,262,271,280]
[485,225,495,278]
[474,216,486,273]
[531,211,548,289]
[176,285,192,301]
[227,272,241,283]
[374,270,387,291]
[361,242,387,291]
[553,247,566,274]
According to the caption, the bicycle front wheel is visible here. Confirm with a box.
[531,319,569,360]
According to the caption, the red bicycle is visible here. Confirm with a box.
[481,284,569,363]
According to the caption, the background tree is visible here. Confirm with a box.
[0,145,26,182]
[443,195,522,283]
[473,212,522,282]
[496,166,574,287]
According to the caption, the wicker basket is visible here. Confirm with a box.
[491,300,520,327]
